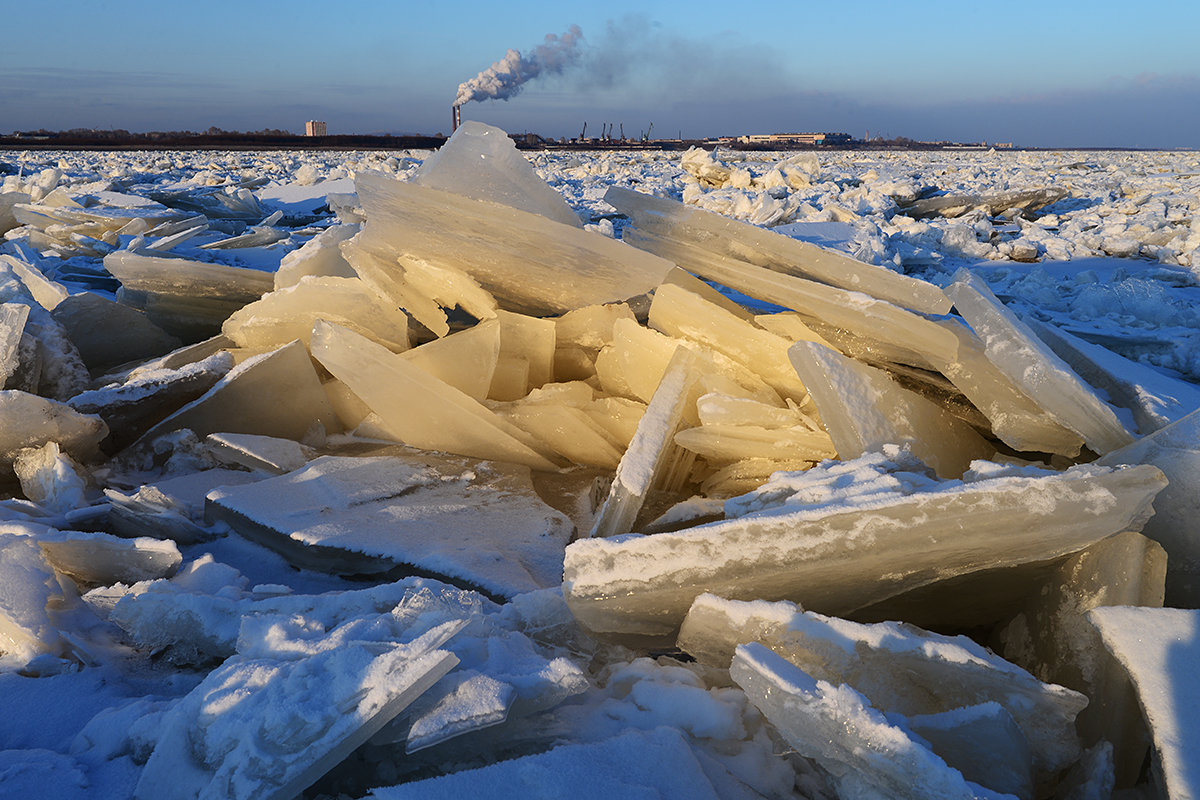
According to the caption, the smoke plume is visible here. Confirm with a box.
[454,25,584,107]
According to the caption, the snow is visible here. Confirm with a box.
[1,140,1199,798]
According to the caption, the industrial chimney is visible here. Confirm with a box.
[452,105,462,133]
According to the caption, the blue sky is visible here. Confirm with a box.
[2,0,1198,147]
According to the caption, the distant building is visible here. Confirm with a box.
[305,120,327,137]
[737,132,852,146]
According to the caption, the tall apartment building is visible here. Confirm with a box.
[305,120,327,137]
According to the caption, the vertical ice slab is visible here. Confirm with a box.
[310,320,561,471]
[588,347,703,538]
[1089,606,1200,800]
[564,452,1167,637]
[353,171,675,317]
[945,269,1135,453]
[0,302,30,385]
[414,120,582,228]
[731,642,996,800]
[606,185,952,315]
[788,340,992,478]
[1099,407,1200,606]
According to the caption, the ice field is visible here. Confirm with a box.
[0,126,1199,798]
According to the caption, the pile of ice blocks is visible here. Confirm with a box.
[0,122,1198,799]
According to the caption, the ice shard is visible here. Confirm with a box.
[274,223,359,289]
[945,269,1135,453]
[927,317,1085,457]
[132,340,338,448]
[997,531,1165,787]
[606,185,952,314]
[0,532,66,666]
[223,275,410,353]
[731,643,997,800]
[104,251,274,341]
[788,340,992,478]
[50,292,181,370]
[650,282,809,404]
[414,120,582,228]
[623,225,960,367]
[899,187,1068,219]
[133,620,462,800]
[13,441,87,514]
[206,432,313,475]
[0,391,107,464]
[68,352,233,453]
[38,530,181,588]
[0,302,30,386]
[353,171,674,317]
[400,320,499,403]
[588,347,703,539]
[311,320,561,471]
[1099,407,1200,606]
[680,594,1087,776]
[1089,606,1200,800]
[564,450,1166,637]
[206,454,574,598]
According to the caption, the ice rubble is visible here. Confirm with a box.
[0,130,1198,798]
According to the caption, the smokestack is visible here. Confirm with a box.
[452,105,462,132]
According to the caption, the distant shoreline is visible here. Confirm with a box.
[0,132,1188,153]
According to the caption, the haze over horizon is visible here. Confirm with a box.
[3,0,1197,149]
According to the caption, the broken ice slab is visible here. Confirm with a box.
[673,424,834,465]
[0,530,69,667]
[996,532,1165,787]
[133,620,461,800]
[1028,317,1200,435]
[500,400,625,470]
[399,319,499,403]
[206,454,574,599]
[340,233,454,338]
[103,250,274,341]
[946,269,1135,453]
[495,310,555,392]
[588,348,703,539]
[0,253,69,312]
[606,185,951,315]
[928,317,1086,457]
[899,187,1069,219]
[38,529,181,588]
[310,320,562,471]
[650,282,809,404]
[731,642,1004,800]
[104,468,261,544]
[555,302,636,351]
[623,226,960,368]
[222,275,411,353]
[0,391,108,465]
[132,340,338,450]
[11,198,184,236]
[906,704,1035,800]
[595,317,781,408]
[788,341,992,478]
[364,727,724,800]
[50,292,181,370]
[1089,606,1200,800]
[13,441,87,514]
[206,432,314,475]
[680,594,1087,777]
[68,352,233,454]
[274,223,358,289]
[1099,407,1200,606]
[563,450,1167,638]
[396,670,514,752]
[414,120,582,228]
[146,185,267,220]
[0,302,30,385]
[0,191,33,234]
[353,171,675,317]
